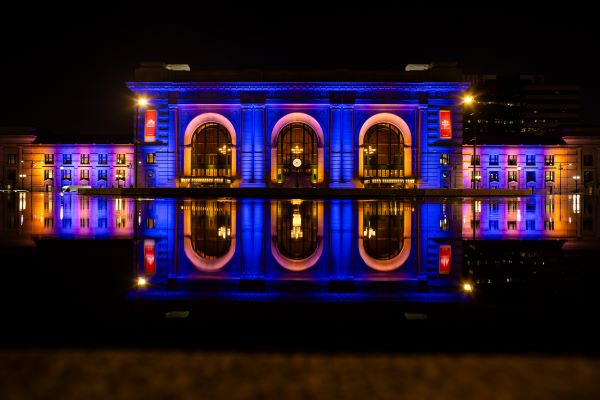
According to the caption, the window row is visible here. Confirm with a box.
[42,154,133,165]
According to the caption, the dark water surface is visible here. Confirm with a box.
[1,192,600,352]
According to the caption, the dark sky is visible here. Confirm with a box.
[2,7,598,138]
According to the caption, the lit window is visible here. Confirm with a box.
[146,153,156,164]
[545,171,555,182]
[117,154,126,165]
[439,153,450,165]
[81,154,90,165]
[489,171,499,182]
[508,171,517,182]
[99,154,108,164]
[44,154,54,164]
[44,170,54,180]
[545,155,554,166]
[507,155,517,166]
[470,155,480,166]
[80,170,89,180]
[61,169,72,180]
[63,154,72,164]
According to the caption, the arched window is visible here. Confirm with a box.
[362,201,404,260]
[363,123,404,178]
[190,200,233,259]
[191,123,232,177]
[276,123,318,184]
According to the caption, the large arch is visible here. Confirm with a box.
[270,113,325,184]
[183,113,237,178]
[183,200,237,272]
[357,201,412,271]
[358,113,413,180]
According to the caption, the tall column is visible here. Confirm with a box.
[168,105,178,188]
[341,105,354,186]
[330,106,342,186]
[330,104,355,188]
[252,105,266,187]
[240,105,254,186]
[240,104,266,187]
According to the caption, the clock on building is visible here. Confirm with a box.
[292,158,302,168]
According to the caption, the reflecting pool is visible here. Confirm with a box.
[2,192,598,306]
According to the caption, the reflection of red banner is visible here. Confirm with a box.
[439,110,452,139]
[439,245,451,274]
[144,109,157,141]
[144,239,156,276]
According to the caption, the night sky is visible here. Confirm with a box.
[2,8,597,139]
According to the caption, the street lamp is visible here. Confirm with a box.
[134,97,149,189]
[463,94,477,189]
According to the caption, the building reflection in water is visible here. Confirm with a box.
[271,200,323,272]
[2,192,598,300]
[184,200,236,272]
[358,200,411,272]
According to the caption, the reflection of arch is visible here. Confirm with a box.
[358,201,412,271]
[183,200,236,272]
[183,113,237,177]
[358,113,413,178]
[270,200,324,271]
[270,113,324,184]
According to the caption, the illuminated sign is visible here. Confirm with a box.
[144,239,156,275]
[439,245,451,274]
[439,110,452,139]
[144,109,157,141]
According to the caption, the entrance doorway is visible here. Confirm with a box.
[276,123,318,187]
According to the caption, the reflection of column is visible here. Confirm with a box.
[329,200,353,279]
[241,199,265,278]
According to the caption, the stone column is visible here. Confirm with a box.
[240,104,266,187]
[330,101,355,188]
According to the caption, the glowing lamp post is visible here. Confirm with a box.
[463,94,477,189]
[134,97,149,188]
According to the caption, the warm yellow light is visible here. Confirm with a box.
[463,282,473,292]
[463,95,475,105]
[137,277,148,287]
[136,97,149,107]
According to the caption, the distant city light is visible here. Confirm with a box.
[136,97,149,107]
[137,276,148,287]
[463,95,475,105]
[463,282,473,292]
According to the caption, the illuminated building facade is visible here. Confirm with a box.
[127,63,469,189]
[0,128,133,191]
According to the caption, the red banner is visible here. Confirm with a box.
[144,109,157,141]
[439,110,452,139]
[439,245,451,274]
[144,239,156,276]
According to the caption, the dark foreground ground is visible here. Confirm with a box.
[2,350,599,400]
[2,240,600,398]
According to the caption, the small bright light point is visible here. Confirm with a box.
[136,97,149,107]
[137,277,148,286]
[463,282,473,292]
[463,95,475,105]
